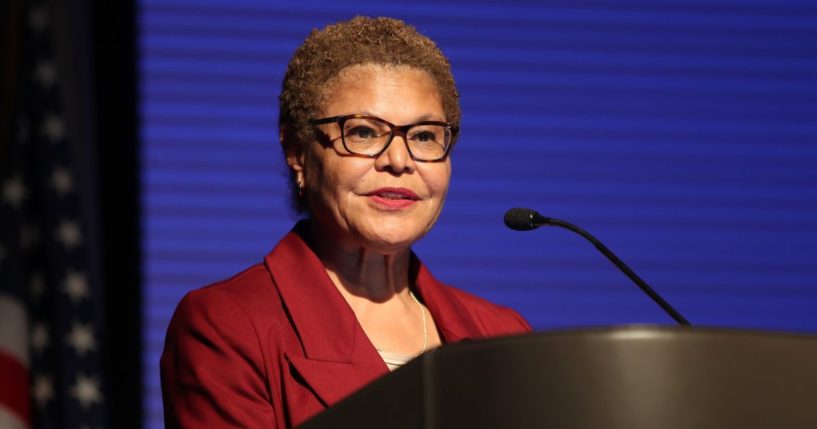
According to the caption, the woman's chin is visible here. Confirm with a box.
[356,227,425,254]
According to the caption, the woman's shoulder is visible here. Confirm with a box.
[187,263,274,303]
[414,256,532,337]
[440,284,532,335]
[161,261,287,428]
[170,261,283,331]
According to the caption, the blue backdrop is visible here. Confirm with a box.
[139,1,817,427]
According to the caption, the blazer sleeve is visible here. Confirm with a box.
[160,288,277,428]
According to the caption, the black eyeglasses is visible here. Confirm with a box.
[309,114,459,162]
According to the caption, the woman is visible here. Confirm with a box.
[160,16,531,428]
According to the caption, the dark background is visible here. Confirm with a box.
[92,1,140,426]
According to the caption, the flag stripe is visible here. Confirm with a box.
[0,406,28,429]
[0,295,29,366]
[0,351,30,426]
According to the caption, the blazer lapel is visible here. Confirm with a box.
[265,222,387,406]
[283,345,385,406]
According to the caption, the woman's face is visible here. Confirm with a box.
[292,64,451,253]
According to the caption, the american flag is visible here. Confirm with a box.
[0,1,107,428]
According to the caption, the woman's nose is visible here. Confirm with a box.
[374,135,415,174]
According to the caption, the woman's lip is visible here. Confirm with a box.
[365,187,420,200]
[365,187,420,209]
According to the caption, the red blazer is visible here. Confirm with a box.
[161,223,532,428]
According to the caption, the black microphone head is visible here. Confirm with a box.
[504,208,540,231]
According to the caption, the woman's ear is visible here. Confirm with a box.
[280,124,306,175]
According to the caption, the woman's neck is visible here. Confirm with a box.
[306,222,413,303]
[302,220,442,356]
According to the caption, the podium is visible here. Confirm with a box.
[299,326,817,428]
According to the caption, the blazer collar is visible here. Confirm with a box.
[264,221,484,404]
[266,221,485,359]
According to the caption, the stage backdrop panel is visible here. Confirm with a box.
[139,1,817,427]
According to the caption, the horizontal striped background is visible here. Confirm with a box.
[139,0,817,427]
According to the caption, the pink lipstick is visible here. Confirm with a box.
[366,187,420,209]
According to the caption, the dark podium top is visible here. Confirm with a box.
[300,326,817,429]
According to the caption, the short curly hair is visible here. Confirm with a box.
[278,16,461,212]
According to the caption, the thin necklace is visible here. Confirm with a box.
[410,291,428,353]
[373,291,428,355]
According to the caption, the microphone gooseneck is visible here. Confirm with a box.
[504,207,690,326]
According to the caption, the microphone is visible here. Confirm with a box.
[504,208,690,326]
[504,207,554,231]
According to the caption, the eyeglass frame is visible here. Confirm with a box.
[308,113,459,162]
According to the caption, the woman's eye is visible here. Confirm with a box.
[347,126,379,139]
[413,131,437,143]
